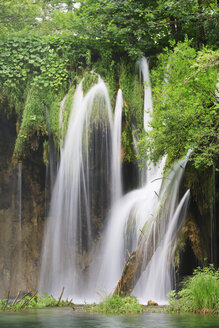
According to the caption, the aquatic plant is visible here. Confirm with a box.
[0,291,74,312]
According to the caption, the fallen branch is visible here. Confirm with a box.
[3,291,10,310]
[126,248,131,259]
[154,191,160,199]
[15,291,31,305]
[20,291,38,309]
[57,287,65,306]
[11,290,21,306]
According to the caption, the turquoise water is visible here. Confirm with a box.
[0,308,218,328]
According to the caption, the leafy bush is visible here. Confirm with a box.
[137,39,218,170]
[167,265,219,314]
[87,294,145,314]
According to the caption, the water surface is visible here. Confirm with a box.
[0,308,218,328]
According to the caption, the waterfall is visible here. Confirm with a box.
[17,161,22,278]
[137,57,156,182]
[39,78,114,301]
[59,95,67,149]
[89,59,191,301]
[111,89,123,203]
[132,152,191,304]
[45,107,58,216]
[18,161,22,237]
[46,107,57,191]
[134,190,190,305]
[138,57,153,132]
[39,60,191,304]
[93,157,166,295]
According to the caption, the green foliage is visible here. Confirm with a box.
[167,265,219,313]
[0,294,74,312]
[0,34,88,162]
[0,0,42,36]
[1,0,218,57]
[0,2,218,165]
[119,62,144,126]
[87,294,145,314]
[74,0,218,58]
[138,40,218,169]
[0,36,69,99]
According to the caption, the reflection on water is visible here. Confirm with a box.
[0,308,218,328]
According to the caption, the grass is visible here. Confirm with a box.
[167,265,219,314]
[0,292,74,312]
[86,294,145,314]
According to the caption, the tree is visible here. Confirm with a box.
[0,0,42,35]
[137,39,219,169]
[0,1,78,36]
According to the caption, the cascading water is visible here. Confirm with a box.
[135,190,190,305]
[39,78,114,302]
[132,153,191,304]
[18,161,22,238]
[111,89,123,203]
[45,107,57,217]
[93,157,166,295]
[46,107,57,191]
[59,95,67,149]
[89,59,191,301]
[40,59,191,304]
[17,161,22,278]
[138,57,153,132]
[137,57,156,183]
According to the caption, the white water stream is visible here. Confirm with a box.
[40,78,114,301]
[17,161,23,280]
[40,61,191,304]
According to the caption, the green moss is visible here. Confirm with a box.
[49,99,60,148]
[93,59,117,104]
[118,61,144,127]
[82,72,98,95]
[121,102,136,163]
[118,61,144,163]
[14,87,48,160]
[62,85,75,139]
[43,140,49,165]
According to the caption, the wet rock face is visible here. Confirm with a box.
[176,163,218,282]
[0,110,46,298]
